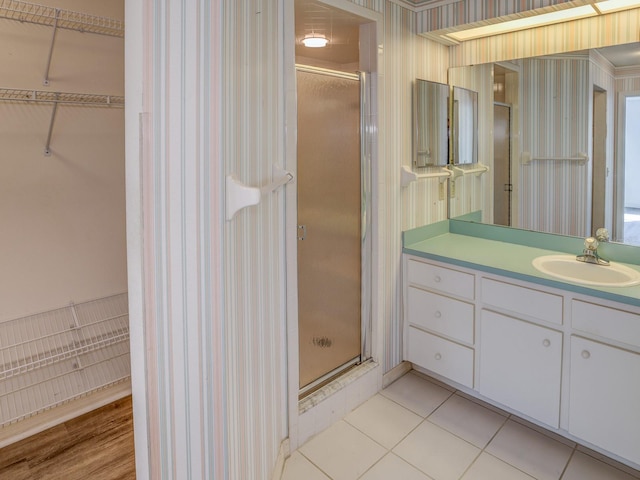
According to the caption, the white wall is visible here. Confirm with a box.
[0,0,126,323]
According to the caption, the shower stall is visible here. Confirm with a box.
[296,65,371,395]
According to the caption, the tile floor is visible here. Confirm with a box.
[282,371,640,480]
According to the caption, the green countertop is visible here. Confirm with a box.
[403,221,640,308]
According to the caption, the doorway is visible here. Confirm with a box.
[592,87,607,235]
[494,103,511,226]
[292,0,374,398]
[622,95,640,245]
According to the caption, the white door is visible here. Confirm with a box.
[569,336,640,465]
[479,310,562,427]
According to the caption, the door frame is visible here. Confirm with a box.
[615,90,640,241]
[283,0,381,452]
[493,101,512,226]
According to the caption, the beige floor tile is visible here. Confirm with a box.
[360,453,434,480]
[486,420,572,480]
[428,394,507,448]
[394,421,480,480]
[461,452,535,480]
[281,451,330,480]
[299,420,386,480]
[380,371,453,417]
[562,452,638,480]
[345,394,423,449]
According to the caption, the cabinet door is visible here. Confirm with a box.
[479,310,562,427]
[569,336,640,465]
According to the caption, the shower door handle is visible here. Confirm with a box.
[297,225,307,240]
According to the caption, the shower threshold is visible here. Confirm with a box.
[299,355,361,400]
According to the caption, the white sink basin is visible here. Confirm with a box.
[532,254,640,287]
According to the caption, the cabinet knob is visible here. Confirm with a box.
[434,275,441,283]
[581,350,591,359]
[542,339,551,347]
[434,310,442,318]
[434,353,442,360]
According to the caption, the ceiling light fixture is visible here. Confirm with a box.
[445,4,597,42]
[593,0,640,14]
[302,34,328,48]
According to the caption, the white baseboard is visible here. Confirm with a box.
[382,361,412,388]
[271,438,291,480]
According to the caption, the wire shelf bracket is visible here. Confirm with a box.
[0,0,125,85]
[0,87,124,156]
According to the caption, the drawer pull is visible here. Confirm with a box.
[434,275,442,283]
[434,353,442,360]
[542,339,551,348]
[434,310,442,318]
[581,350,591,359]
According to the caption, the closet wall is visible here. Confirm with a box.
[0,0,127,440]
[0,0,126,323]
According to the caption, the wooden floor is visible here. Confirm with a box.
[0,396,135,480]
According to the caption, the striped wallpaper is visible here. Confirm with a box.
[520,57,591,236]
[417,0,574,33]
[383,1,450,372]
[125,0,460,478]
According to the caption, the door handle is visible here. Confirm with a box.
[297,225,307,240]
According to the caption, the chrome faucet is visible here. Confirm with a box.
[576,231,610,266]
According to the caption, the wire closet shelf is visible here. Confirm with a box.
[0,293,130,428]
[0,88,124,107]
[0,0,124,37]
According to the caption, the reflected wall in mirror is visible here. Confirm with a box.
[414,79,449,168]
[452,86,478,165]
[448,42,640,247]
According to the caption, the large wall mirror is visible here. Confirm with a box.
[414,79,449,168]
[448,41,640,247]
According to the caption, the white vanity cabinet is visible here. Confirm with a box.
[479,310,562,427]
[403,253,640,468]
[405,258,475,388]
[568,300,640,465]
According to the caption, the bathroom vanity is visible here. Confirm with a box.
[403,220,640,468]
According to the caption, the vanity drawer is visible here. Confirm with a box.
[407,287,474,344]
[406,327,474,388]
[481,277,563,325]
[407,259,474,300]
[572,300,640,348]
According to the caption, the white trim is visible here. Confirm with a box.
[124,0,149,477]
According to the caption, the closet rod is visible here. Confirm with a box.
[0,0,124,37]
[0,88,124,107]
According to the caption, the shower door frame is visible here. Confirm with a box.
[294,64,373,397]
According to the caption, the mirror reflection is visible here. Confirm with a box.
[448,42,640,247]
[452,86,478,165]
[414,79,449,168]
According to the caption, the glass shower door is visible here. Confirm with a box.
[296,67,362,392]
